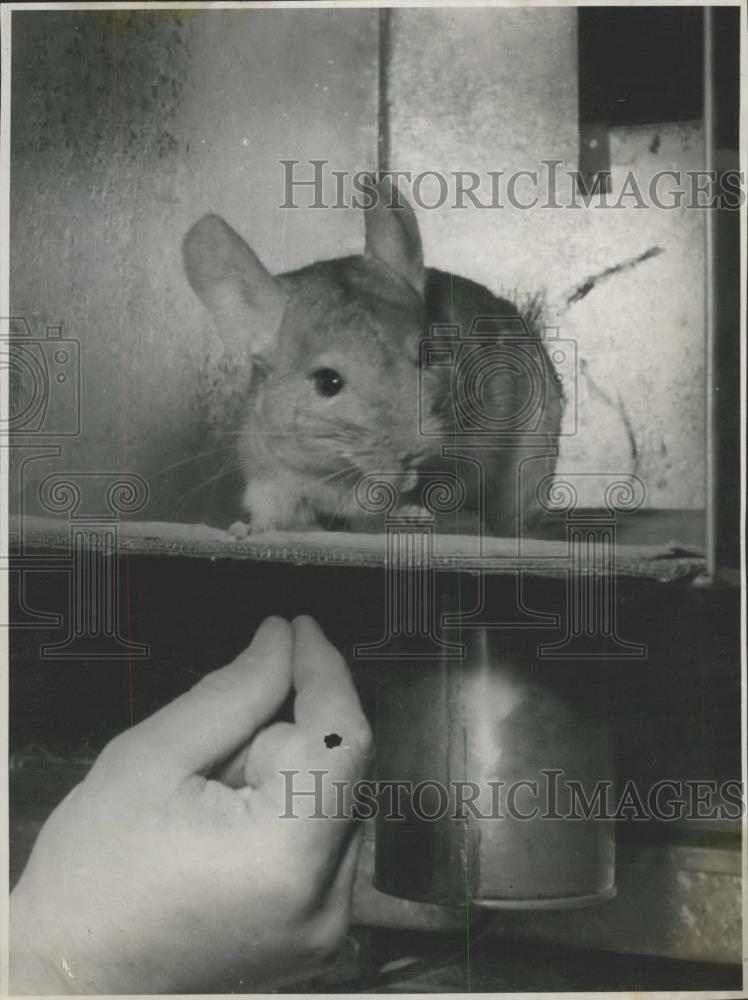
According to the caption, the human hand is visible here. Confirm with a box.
[10,616,372,994]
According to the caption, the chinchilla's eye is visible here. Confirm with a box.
[311,367,345,398]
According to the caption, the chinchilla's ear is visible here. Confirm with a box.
[363,175,424,295]
[182,214,286,358]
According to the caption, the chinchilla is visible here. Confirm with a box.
[182,177,562,536]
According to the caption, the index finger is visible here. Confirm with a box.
[291,616,372,765]
[124,617,294,778]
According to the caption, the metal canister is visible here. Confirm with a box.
[373,625,615,908]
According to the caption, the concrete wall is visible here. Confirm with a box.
[10,9,377,522]
[10,7,705,523]
[388,7,705,509]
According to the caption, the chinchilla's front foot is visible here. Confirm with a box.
[228,520,253,540]
[395,503,432,520]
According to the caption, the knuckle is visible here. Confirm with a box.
[286,862,324,910]
[193,668,243,700]
[298,906,349,961]
[274,855,334,918]
[262,849,317,907]
[95,730,136,773]
[92,728,159,788]
[347,713,373,761]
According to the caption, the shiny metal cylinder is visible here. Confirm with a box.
[374,627,615,908]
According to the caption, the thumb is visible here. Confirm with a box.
[133,617,293,777]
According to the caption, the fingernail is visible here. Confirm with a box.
[250,616,288,653]
[292,615,325,640]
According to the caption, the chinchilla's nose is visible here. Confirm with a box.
[401,469,418,492]
[400,448,428,492]
[402,446,428,469]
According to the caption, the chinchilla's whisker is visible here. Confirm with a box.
[316,466,358,488]
[327,483,350,522]
[173,462,244,506]
[159,444,238,474]
[330,479,360,523]
[314,416,367,439]
[315,468,344,486]
[243,430,333,441]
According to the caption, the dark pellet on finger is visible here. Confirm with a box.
[324,733,342,749]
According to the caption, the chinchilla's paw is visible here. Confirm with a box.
[228,520,253,540]
[396,504,433,520]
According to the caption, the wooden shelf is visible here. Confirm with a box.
[10,510,706,582]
